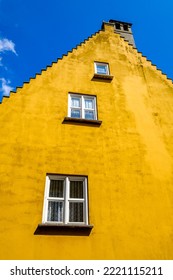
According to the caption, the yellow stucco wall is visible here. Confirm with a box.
[0,23,173,260]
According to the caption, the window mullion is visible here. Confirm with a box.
[64,177,69,224]
[82,96,85,119]
[68,198,84,202]
[47,197,64,201]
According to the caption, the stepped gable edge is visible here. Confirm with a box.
[0,25,172,104]
[0,29,102,104]
[118,35,173,83]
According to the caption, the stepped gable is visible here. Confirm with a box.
[0,20,172,105]
[0,29,101,104]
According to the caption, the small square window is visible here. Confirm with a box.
[42,175,89,225]
[68,93,97,120]
[94,62,110,75]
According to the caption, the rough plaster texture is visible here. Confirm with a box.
[0,23,173,259]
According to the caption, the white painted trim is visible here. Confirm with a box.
[68,93,97,120]
[42,176,49,223]
[64,177,69,224]
[94,61,110,75]
[42,175,89,225]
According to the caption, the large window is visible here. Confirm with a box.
[68,93,97,120]
[42,175,88,225]
[94,62,110,75]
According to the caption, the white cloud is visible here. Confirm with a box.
[0,38,17,55]
[0,78,13,97]
[0,37,17,98]
[0,38,17,69]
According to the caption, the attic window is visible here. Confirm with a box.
[94,62,109,75]
[123,24,129,31]
[93,62,113,81]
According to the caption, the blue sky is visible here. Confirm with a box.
[0,0,173,102]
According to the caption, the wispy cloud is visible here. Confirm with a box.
[0,78,13,97]
[0,37,17,67]
[0,37,17,99]
[0,38,17,55]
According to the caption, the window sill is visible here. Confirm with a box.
[34,223,93,236]
[62,117,102,126]
[92,73,114,81]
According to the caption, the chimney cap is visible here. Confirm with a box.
[109,19,132,26]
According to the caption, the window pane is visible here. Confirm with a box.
[71,109,81,118]
[49,180,64,197]
[96,64,108,74]
[70,181,83,198]
[69,202,83,222]
[84,99,94,109]
[85,110,94,120]
[47,201,63,222]
[71,97,81,108]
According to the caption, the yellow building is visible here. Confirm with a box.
[0,20,173,260]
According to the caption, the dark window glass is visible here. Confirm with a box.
[49,180,64,197]
[70,181,84,198]
[69,202,83,222]
[47,201,63,222]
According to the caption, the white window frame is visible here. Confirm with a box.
[94,62,110,75]
[42,175,89,225]
[68,93,97,120]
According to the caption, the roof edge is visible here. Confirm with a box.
[109,19,132,26]
[0,23,172,105]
